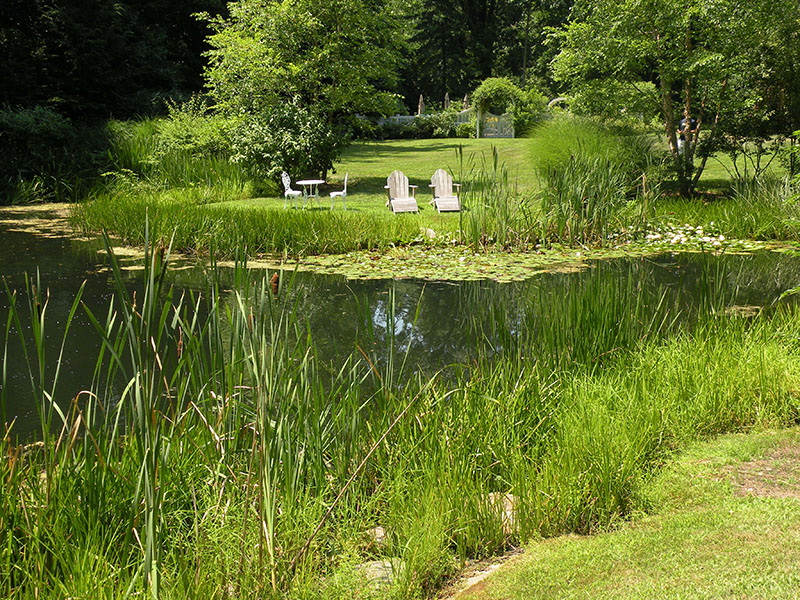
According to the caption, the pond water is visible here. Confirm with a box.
[3,213,800,437]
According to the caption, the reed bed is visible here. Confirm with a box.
[656,175,800,241]
[3,243,800,599]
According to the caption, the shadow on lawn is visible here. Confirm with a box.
[354,141,464,158]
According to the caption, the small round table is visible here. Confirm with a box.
[296,179,325,209]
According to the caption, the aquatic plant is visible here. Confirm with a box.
[3,243,800,598]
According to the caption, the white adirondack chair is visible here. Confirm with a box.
[385,170,418,213]
[281,172,302,209]
[329,172,348,210]
[428,169,461,212]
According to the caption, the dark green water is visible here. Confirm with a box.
[4,217,800,437]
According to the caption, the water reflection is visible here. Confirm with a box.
[3,217,800,437]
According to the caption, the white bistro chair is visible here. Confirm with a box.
[281,172,302,209]
[330,173,348,210]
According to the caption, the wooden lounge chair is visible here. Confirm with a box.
[385,170,419,213]
[281,172,302,209]
[429,168,461,212]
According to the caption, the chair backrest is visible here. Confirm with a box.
[386,170,408,199]
[343,172,348,193]
[281,171,293,192]
[430,168,453,198]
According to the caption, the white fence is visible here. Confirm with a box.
[369,108,513,138]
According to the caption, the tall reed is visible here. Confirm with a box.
[457,145,538,250]
[3,243,800,599]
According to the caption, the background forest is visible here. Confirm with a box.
[1,0,799,202]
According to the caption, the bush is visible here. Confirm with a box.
[156,96,233,158]
[456,121,476,138]
[230,102,346,181]
[515,86,548,135]
[425,108,459,138]
[0,106,100,203]
[472,77,548,136]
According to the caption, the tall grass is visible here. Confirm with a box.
[532,117,660,246]
[72,193,423,256]
[105,118,249,203]
[539,151,631,245]
[656,175,800,241]
[3,244,800,598]
[457,146,538,250]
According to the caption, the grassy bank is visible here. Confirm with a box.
[456,427,800,599]
[2,245,800,599]
[70,117,799,261]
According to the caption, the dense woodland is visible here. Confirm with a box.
[0,0,570,118]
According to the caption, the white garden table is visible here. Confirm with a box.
[296,179,325,209]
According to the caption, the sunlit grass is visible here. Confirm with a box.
[459,428,800,600]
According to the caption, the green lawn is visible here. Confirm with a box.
[218,138,539,218]
[223,136,788,213]
[456,427,800,600]
[77,131,800,260]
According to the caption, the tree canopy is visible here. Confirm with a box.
[202,0,405,122]
[552,0,800,195]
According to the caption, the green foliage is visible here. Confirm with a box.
[202,0,404,177]
[456,120,476,138]
[566,80,660,124]
[203,0,404,119]
[472,77,525,114]
[532,117,660,245]
[0,106,101,203]
[0,106,76,176]
[539,152,631,246]
[104,117,248,202]
[6,245,800,597]
[155,96,233,158]
[553,0,800,196]
[472,77,548,135]
[657,175,800,241]
[229,103,345,181]
[515,86,549,135]
[72,193,422,256]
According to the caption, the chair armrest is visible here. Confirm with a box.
[453,183,461,188]
[410,185,418,198]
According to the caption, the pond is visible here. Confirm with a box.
[3,209,800,438]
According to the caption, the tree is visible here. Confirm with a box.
[0,0,225,119]
[203,0,404,121]
[202,0,406,178]
[552,0,800,196]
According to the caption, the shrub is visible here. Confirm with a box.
[472,77,548,136]
[229,102,346,181]
[156,96,233,158]
[425,108,459,138]
[0,106,100,203]
[456,120,476,138]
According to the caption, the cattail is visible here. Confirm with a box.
[271,272,279,296]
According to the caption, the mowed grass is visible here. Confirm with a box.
[218,138,541,214]
[456,427,800,600]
